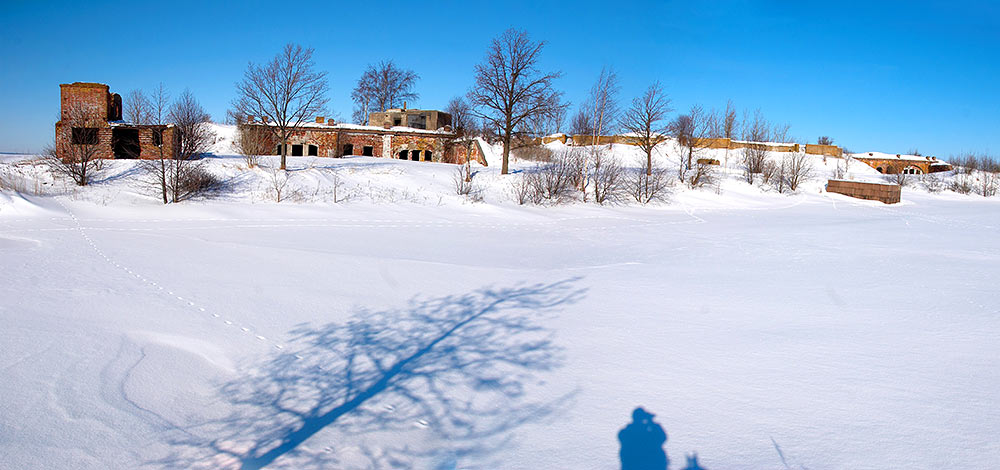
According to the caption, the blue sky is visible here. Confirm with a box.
[0,0,997,157]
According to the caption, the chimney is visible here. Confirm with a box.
[316,116,325,124]
[403,101,407,111]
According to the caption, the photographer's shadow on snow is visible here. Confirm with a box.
[155,279,585,470]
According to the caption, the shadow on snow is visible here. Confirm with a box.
[154,279,585,469]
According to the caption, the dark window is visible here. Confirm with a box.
[152,129,163,147]
[393,118,401,126]
[276,144,283,155]
[398,150,408,159]
[291,144,303,156]
[308,145,318,156]
[362,146,374,156]
[112,128,140,159]
[410,150,420,161]
[71,127,99,145]
[342,144,354,156]
[424,150,433,161]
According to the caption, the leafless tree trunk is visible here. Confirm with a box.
[721,99,738,168]
[620,82,672,175]
[232,115,270,169]
[46,103,105,186]
[233,43,329,170]
[671,105,708,181]
[740,109,771,184]
[142,89,216,203]
[592,147,625,204]
[783,152,813,191]
[352,60,419,124]
[468,28,566,175]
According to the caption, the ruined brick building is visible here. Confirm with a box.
[55,82,180,161]
[250,109,484,165]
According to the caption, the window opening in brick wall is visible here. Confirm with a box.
[343,144,354,156]
[308,145,318,156]
[410,150,420,161]
[362,146,373,156]
[71,127,99,145]
[291,144,303,156]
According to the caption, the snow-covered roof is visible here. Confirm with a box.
[852,151,946,163]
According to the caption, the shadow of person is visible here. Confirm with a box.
[618,407,668,470]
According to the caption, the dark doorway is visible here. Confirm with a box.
[308,145,318,156]
[410,150,420,161]
[343,144,354,156]
[398,150,408,160]
[292,144,304,156]
[112,128,140,159]
[424,150,433,161]
[362,146,373,156]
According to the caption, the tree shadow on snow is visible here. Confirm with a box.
[153,279,585,470]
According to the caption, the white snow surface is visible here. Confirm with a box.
[1,142,999,470]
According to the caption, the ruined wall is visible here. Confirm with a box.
[826,180,901,204]
[853,157,952,174]
[805,144,843,157]
[137,126,178,160]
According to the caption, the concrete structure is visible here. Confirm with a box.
[55,82,179,161]
[827,179,901,204]
[368,107,452,131]
[251,118,485,166]
[853,153,952,175]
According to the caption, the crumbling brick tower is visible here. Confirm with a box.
[55,82,178,161]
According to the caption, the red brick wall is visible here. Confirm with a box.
[827,179,901,204]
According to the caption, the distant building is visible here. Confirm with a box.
[853,153,952,175]
[55,82,179,161]
[368,106,452,131]
[248,115,484,165]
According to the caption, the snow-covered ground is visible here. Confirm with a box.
[2,138,999,470]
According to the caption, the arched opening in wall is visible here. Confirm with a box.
[275,144,283,155]
[342,144,354,156]
[410,150,420,161]
[291,144,303,156]
[424,150,433,161]
[308,145,318,156]
[362,146,373,156]
[876,167,884,173]
[398,149,409,160]
[903,166,922,175]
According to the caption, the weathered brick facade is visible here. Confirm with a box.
[827,179,901,204]
[55,82,180,161]
[256,122,485,165]
[853,154,952,174]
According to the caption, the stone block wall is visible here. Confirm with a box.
[826,179,901,204]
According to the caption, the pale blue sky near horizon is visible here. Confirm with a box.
[0,0,996,157]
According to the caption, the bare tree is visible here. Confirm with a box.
[585,67,621,143]
[627,166,671,204]
[47,103,105,186]
[740,109,772,184]
[233,118,270,169]
[620,82,672,175]
[446,96,480,182]
[671,105,709,181]
[817,136,834,145]
[721,100,739,168]
[569,108,594,136]
[351,60,419,124]
[143,90,216,203]
[124,89,151,124]
[233,43,329,170]
[468,28,566,175]
[782,152,813,191]
[591,147,625,204]
[145,83,171,203]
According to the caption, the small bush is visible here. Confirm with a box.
[627,167,671,204]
